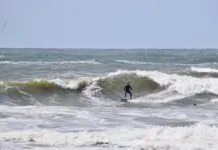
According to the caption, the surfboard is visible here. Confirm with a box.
[120,98,128,102]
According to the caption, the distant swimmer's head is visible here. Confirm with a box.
[127,82,130,85]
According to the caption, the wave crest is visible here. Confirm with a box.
[191,67,218,73]
[2,69,218,105]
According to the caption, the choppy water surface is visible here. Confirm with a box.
[1,48,218,150]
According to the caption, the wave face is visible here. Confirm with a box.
[98,73,161,97]
[1,69,218,106]
[0,71,162,105]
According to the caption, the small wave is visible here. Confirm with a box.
[0,60,101,65]
[191,67,218,73]
[0,124,217,149]
[115,60,190,66]
[182,67,218,78]
[115,60,153,65]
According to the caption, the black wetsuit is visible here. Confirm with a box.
[124,84,132,99]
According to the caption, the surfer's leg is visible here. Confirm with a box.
[129,91,132,99]
[127,91,132,99]
[125,91,127,97]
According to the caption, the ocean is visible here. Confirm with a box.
[0,48,218,150]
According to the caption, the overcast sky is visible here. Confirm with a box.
[0,0,217,48]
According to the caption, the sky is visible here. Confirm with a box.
[0,0,218,49]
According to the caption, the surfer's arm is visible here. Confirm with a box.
[130,86,132,91]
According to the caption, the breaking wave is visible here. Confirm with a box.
[1,69,218,105]
[0,72,161,105]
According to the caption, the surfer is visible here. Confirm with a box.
[124,82,132,99]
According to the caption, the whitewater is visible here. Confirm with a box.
[1,48,218,150]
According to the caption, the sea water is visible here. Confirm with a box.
[0,48,218,150]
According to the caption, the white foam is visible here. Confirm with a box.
[107,69,174,86]
[211,98,218,103]
[0,124,218,149]
[49,78,115,105]
[115,60,154,65]
[133,90,188,104]
[82,82,116,105]
[191,67,218,73]
[83,82,101,98]
[168,76,218,95]
[0,60,101,65]
[115,60,190,66]
[50,77,95,90]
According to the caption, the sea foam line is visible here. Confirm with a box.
[115,60,189,66]
[191,67,218,73]
[115,60,154,65]
[0,60,101,65]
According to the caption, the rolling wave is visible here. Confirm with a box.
[0,73,161,98]
[1,69,218,105]
[105,70,218,104]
